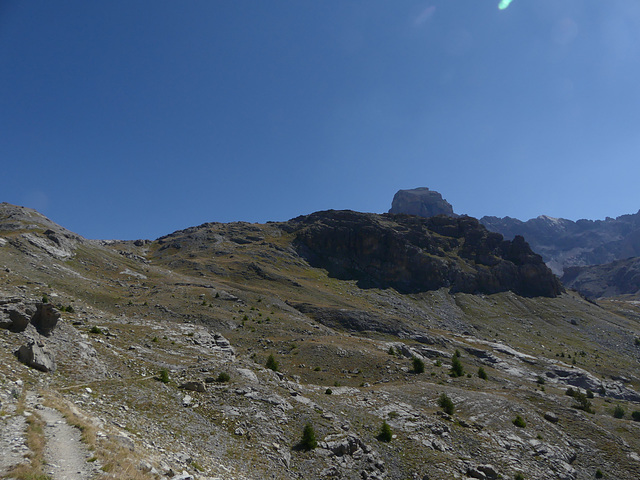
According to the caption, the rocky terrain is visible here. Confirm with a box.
[2,202,640,480]
[561,258,640,299]
[388,188,640,298]
[480,212,640,277]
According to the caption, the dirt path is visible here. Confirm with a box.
[29,395,98,480]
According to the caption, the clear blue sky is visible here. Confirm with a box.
[2,0,640,239]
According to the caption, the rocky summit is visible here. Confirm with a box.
[2,202,640,480]
[388,187,455,218]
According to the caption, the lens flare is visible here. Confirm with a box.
[498,0,514,9]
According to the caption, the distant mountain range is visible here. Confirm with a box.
[389,188,640,298]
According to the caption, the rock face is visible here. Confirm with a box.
[31,303,61,337]
[14,340,57,372]
[389,187,455,218]
[561,257,640,298]
[287,210,563,297]
[480,211,640,276]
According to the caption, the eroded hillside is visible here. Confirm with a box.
[2,203,640,480]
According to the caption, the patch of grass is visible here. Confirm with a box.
[7,410,50,480]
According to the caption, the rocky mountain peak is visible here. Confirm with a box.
[389,187,455,218]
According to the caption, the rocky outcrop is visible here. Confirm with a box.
[0,301,33,333]
[14,340,57,372]
[287,210,563,297]
[389,187,455,218]
[561,257,640,298]
[31,303,61,336]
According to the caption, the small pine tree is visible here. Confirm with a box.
[42,294,49,304]
[450,353,464,378]
[595,468,604,478]
[266,353,279,372]
[299,423,317,451]
[631,410,640,422]
[478,367,488,380]
[438,393,455,415]
[514,473,525,480]
[613,405,625,419]
[388,346,395,355]
[377,421,393,442]
[573,390,595,413]
[412,357,425,374]
[159,369,170,384]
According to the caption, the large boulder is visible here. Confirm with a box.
[31,303,61,336]
[389,187,455,218]
[15,340,57,372]
[0,306,31,332]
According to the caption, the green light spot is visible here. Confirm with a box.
[499,0,514,9]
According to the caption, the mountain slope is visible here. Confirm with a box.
[2,203,640,480]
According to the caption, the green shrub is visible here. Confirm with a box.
[325,388,332,395]
[438,393,455,415]
[41,295,49,304]
[513,415,526,428]
[266,354,279,372]
[595,468,604,478]
[299,423,317,451]
[514,473,525,480]
[377,421,393,442]
[631,410,640,421]
[573,391,595,413]
[613,405,625,419]
[159,369,170,384]
[89,326,103,335]
[586,389,594,399]
[536,376,545,385]
[478,367,488,380]
[450,353,464,378]
[388,346,395,355]
[566,387,575,397]
[216,372,230,383]
[412,357,425,374]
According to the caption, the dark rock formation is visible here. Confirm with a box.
[389,188,455,218]
[562,257,640,298]
[0,303,32,333]
[31,303,61,336]
[286,210,563,297]
[15,340,57,372]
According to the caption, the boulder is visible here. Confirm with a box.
[179,381,206,393]
[0,303,32,333]
[31,303,61,336]
[15,340,56,372]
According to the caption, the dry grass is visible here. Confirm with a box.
[6,411,50,480]
[41,391,154,480]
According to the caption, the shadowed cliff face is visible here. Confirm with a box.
[287,210,563,297]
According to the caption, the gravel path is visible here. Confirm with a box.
[28,394,98,480]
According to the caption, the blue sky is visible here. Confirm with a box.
[2,0,640,239]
